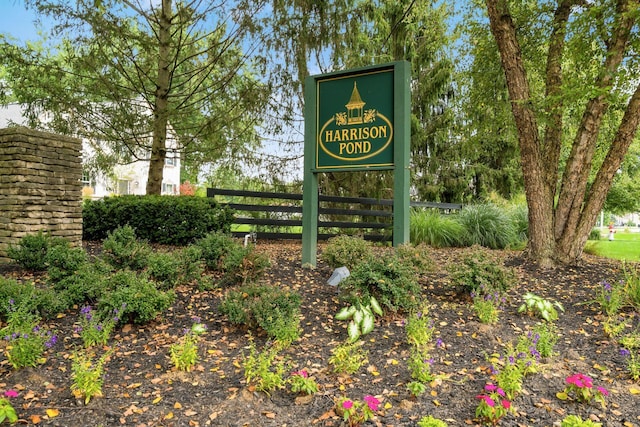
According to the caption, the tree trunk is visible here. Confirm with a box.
[146,0,172,195]
[485,0,556,266]
[485,0,640,266]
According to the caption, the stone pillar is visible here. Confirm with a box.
[0,126,82,263]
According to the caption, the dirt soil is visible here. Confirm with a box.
[1,241,639,427]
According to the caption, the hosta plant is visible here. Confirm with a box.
[518,292,564,322]
[335,296,383,342]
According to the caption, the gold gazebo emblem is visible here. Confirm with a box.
[346,82,366,124]
[335,82,378,126]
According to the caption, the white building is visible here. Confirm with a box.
[0,103,180,198]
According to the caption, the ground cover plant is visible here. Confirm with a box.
[0,239,639,426]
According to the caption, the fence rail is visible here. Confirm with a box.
[206,188,462,241]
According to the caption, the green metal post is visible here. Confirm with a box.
[393,61,411,247]
[302,76,318,266]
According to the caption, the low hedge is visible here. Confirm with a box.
[83,195,234,245]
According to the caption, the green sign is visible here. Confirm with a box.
[316,69,394,170]
[302,61,410,266]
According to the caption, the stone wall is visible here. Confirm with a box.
[0,126,82,263]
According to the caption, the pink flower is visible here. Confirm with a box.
[597,386,609,396]
[484,383,497,392]
[292,370,308,378]
[364,395,380,411]
[566,373,593,388]
[496,387,505,397]
[476,394,495,407]
[342,399,353,410]
[3,390,18,398]
[502,399,511,409]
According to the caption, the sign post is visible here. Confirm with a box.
[302,61,410,266]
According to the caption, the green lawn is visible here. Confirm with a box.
[584,230,640,262]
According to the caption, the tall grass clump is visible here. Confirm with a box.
[410,209,463,248]
[455,204,518,249]
[507,203,528,245]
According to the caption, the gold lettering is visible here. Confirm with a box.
[342,129,349,141]
[325,130,334,143]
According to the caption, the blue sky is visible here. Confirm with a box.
[0,0,52,42]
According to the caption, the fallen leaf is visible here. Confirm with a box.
[30,415,42,424]
[46,409,59,418]
[184,409,198,416]
[262,411,276,419]
[174,402,183,409]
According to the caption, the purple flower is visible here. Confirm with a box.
[436,338,444,349]
[45,335,58,349]
[620,348,631,357]
[602,281,612,291]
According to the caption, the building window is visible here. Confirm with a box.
[118,180,131,195]
[81,170,93,186]
[165,156,177,167]
[162,183,177,195]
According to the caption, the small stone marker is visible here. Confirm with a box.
[327,266,350,286]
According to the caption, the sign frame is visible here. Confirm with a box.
[302,61,410,266]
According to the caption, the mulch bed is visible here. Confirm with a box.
[1,241,639,427]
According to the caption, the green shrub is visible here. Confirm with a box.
[194,231,238,270]
[455,203,518,249]
[339,255,420,312]
[83,195,234,244]
[7,231,67,271]
[221,245,271,286]
[395,243,434,273]
[54,261,112,306]
[177,245,205,286]
[46,243,89,283]
[0,278,69,321]
[410,209,464,247]
[98,270,175,324]
[147,251,182,290]
[320,235,373,269]
[0,277,36,320]
[449,246,516,294]
[102,225,151,270]
[219,284,301,344]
